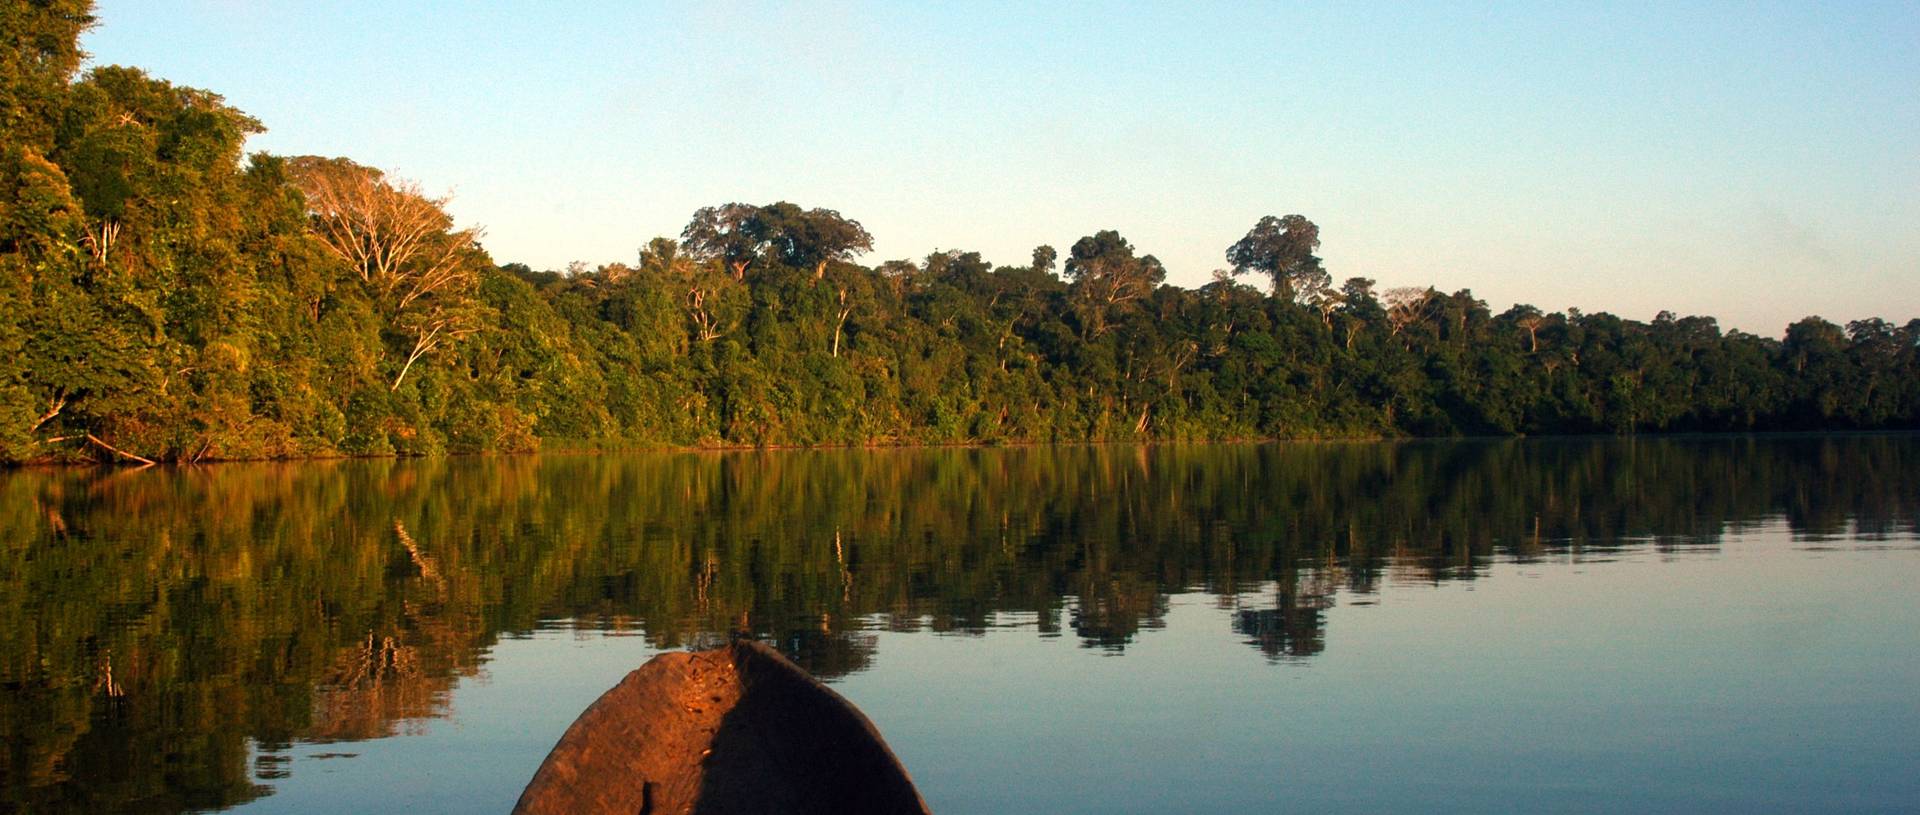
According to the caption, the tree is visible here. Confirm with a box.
[644,233,738,343]
[1505,304,1547,353]
[389,300,481,391]
[679,203,762,280]
[287,156,482,314]
[678,201,873,282]
[1383,286,1437,339]
[639,236,678,271]
[875,258,916,298]
[1334,277,1382,349]
[286,156,486,390]
[1064,230,1162,305]
[0,0,95,151]
[1064,230,1165,338]
[0,143,89,458]
[1032,245,1057,276]
[1339,277,1377,305]
[922,248,992,291]
[1226,214,1327,303]
[1306,284,1343,330]
[757,202,874,280]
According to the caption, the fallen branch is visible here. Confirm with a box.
[86,433,157,467]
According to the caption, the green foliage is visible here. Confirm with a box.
[1227,213,1326,302]
[0,0,93,151]
[1,7,1917,464]
[680,201,874,281]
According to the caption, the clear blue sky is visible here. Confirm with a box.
[82,1,1919,334]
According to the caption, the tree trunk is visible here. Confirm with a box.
[831,307,852,357]
[392,322,448,391]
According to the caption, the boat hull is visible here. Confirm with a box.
[514,639,931,815]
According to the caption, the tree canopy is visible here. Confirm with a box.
[1227,213,1327,303]
[1,5,1917,465]
[679,201,873,281]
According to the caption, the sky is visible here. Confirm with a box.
[80,1,1920,335]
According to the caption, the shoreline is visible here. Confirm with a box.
[7,428,1915,471]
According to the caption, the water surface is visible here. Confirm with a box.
[2,437,1917,813]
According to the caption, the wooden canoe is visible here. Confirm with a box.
[513,639,932,815]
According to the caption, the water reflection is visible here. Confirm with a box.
[1,436,1916,812]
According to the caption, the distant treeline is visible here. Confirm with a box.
[4,2,1918,464]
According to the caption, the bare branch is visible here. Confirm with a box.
[1383,287,1438,338]
[289,159,482,312]
[86,433,157,467]
[30,391,66,433]
[391,310,480,391]
[80,221,118,265]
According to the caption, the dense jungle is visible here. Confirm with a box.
[5,2,1919,465]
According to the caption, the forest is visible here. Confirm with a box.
[5,2,1919,465]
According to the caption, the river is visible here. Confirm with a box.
[3,436,1916,812]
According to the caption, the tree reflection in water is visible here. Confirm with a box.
[1,436,1916,812]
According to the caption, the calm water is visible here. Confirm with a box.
[3,437,1918,813]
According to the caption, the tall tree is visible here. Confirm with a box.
[1032,244,1057,276]
[679,203,764,280]
[756,202,874,280]
[286,156,486,389]
[1064,230,1164,338]
[686,201,876,281]
[1226,214,1327,303]
[286,157,481,314]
